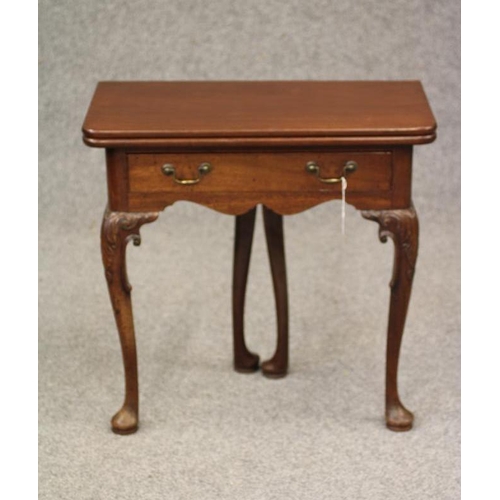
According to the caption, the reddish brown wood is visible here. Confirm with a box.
[84,134,436,149]
[106,150,130,211]
[128,188,395,215]
[390,147,413,208]
[83,81,437,433]
[126,150,400,214]
[128,151,392,192]
[82,81,436,148]
[232,207,260,372]
[362,205,419,431]
[261,207,289,377]
[101,206,159,434]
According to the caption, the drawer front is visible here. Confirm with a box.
[128,151,393,194]
[123,150,406,214]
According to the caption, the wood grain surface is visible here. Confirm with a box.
[82,81,436,148]
[124,149,407,214]
[82,81,436,433]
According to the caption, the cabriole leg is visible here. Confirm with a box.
[101,206,158,434]
[261,206,289,378]
[232,207,260,372]
[362,204,419,431]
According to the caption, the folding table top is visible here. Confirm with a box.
[82,81,436,148]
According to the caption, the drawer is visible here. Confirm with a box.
[128,151,393,194]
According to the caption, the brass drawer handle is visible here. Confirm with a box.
[161,162,212,185]
[305,160,358,184]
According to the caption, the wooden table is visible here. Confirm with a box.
[82,81,436,434]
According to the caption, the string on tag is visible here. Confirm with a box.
[341,176,347,235]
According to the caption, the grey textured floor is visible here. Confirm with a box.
[39,1,460,498]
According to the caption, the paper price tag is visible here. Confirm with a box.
[341,176,347,235]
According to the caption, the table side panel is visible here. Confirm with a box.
[127,190,397,215]
[391,147,413,207]
[105,147,412,215]
[106,149,129,211]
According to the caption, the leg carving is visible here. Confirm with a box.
[261,206,289,378]
[232,207,260,372]
[362,204,419,431]
[101,206,159,434]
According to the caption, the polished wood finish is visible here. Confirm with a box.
[232,207,260,372]
[262,207,289,377]
[127,150,396,214]
[107,147,416,216]
[233,207,290,378]
[82,81,437,434]
[362,205,419,431]
[101,207,158,434]
[83,81,436,148]
[105,150,129,212]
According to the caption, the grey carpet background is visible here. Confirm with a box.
[39,1,460,499]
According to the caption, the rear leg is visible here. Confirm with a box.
[261,206,289,378]
[233,207,260,372]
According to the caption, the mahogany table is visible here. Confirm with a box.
[82,81,436,434]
